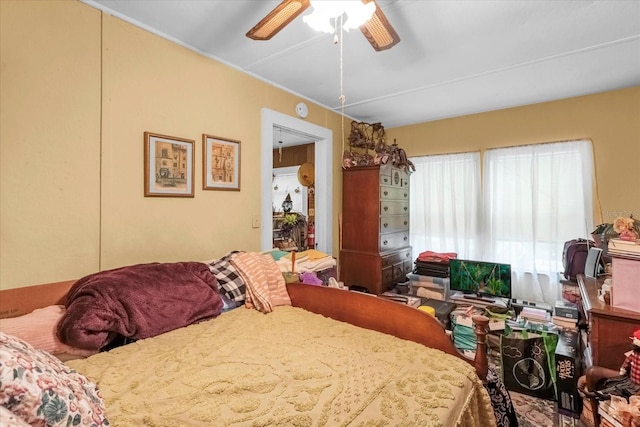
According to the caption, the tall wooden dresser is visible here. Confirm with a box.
[340,164,412,294]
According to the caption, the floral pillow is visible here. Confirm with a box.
[0,406,30,427]
[0,332,109,426]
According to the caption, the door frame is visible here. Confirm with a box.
[260,108,333,254]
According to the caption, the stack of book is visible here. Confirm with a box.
[551,315,578,330]
[608,238,640,259]
[519,306,551,323]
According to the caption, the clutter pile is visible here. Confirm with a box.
[408,250,456,300]
[266,249,337,286]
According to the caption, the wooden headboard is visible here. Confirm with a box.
[0,280,75,319]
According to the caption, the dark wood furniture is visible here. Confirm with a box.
[340,165,412,295]
[577,274,640,370]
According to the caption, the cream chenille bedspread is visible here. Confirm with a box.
[67,306,496,427]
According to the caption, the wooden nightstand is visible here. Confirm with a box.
[577,274,640,371]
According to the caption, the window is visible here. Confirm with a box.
[409,151,481,259]
[409,139,595,304]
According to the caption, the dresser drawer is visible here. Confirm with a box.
[380,186,409,201]
[403,259,413,276]
[380,215,409,233]
[380,201,409,215]
[381,248,412,268]
[382,262,407,290]
[380,232,410,251]
[381,249,412,291]
[382,266,394,287]
[380,168,409,188]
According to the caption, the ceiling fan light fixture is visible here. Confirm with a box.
[342,1,376,30]
[302,10,335,33]
[304,1,376,34]
[247,0,399,51]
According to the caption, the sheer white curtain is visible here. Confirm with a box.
[409,152,482,259]
[482,140,595,304]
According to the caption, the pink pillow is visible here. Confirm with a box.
[0,305,96,357]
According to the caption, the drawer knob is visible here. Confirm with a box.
[383,190,388,196]
[403,193,408,198]
[404,220,408,226]
[403,206,408,211]
[383,240,388,246]
[383,222,388,228]
[384,206,389,212]
[403,236,408,241]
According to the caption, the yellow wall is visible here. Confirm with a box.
[0,0,345,289]
[2,1,637,290]
[1,1,102,288]
[387,87,640,226]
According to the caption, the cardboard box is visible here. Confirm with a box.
[611,256,640,313]
[555,329,583,418]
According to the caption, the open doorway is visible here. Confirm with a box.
[260,108,333,254]
[272,164,309,251]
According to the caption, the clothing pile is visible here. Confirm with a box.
[413,250,457,278]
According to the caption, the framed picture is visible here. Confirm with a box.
[202,134,241,191]
[144,132,195,197]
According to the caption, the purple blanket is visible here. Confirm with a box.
[57,262,223,351]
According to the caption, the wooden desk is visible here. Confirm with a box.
[578,274,640,370]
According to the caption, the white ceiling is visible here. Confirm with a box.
[84,0,640,131]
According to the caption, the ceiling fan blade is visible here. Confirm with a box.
[246,0,311,40]
[359,0,400,51]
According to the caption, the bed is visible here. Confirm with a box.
[0,260,498,427]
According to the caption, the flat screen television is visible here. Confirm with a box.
[449,259,512,300]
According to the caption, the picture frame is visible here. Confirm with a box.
[202,134,241,191]
[144,132,195,197]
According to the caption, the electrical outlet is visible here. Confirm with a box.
[252,216,260,228]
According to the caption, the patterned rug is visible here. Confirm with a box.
[511,391,588,427]
[511,391,558,426]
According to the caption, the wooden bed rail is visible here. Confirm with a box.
[0,280,75,319]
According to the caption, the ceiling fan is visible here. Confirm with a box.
[246,0,400,52]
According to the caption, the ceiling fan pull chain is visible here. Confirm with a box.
[339,14,347,170]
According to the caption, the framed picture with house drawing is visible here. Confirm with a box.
[202,134,241,191]
[144,132,195,197]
